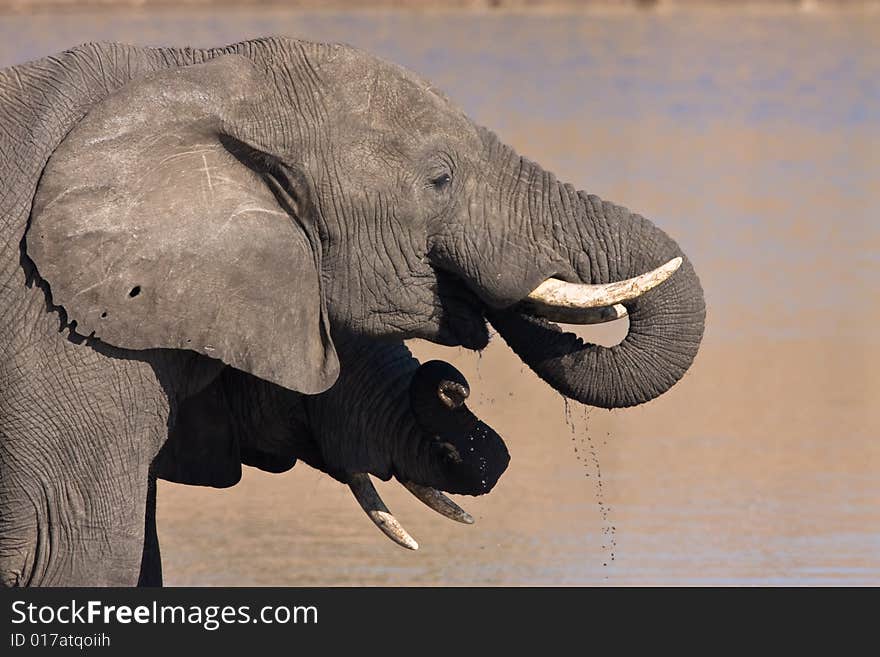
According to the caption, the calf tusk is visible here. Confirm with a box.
[403,482,475,525]
[521,257,682,324]
[348,473,419,550]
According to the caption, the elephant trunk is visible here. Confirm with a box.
[488,182,706,409]
[304,337,508,493]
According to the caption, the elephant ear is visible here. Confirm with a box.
[28,55,338,394]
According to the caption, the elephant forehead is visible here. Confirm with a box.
[317,46,474,138]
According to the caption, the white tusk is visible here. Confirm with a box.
[527,256,682,308]
[520,257,682,324]
[349,473,419,550]
[403,482,474,525]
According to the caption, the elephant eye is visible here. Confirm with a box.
[429,172,452,191]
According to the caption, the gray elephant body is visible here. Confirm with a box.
[0,38,704,586]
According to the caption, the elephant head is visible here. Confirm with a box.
[26,38,704,547]
[344,356,508,549]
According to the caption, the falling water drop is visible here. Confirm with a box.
[566,402,617,576]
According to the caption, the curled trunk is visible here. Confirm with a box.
[489,188,706,409]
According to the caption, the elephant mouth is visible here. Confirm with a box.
[432,269,491,350]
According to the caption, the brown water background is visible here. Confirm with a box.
[1,6,877,585]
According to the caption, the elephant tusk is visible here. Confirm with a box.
[520,303,628,326]
[520,257,682,324]
[403,481,475,525]
[348,473,419,550]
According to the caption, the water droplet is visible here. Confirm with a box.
[565,402,616,574]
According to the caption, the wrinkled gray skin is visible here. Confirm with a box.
[0,38,705,586]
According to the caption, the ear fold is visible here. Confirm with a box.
[28,55,338,394]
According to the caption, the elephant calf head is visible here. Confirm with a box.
[26,37,705,549]
[325,351,509,550]
[408,359,509,496]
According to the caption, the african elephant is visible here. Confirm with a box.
[0,37,705,586]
